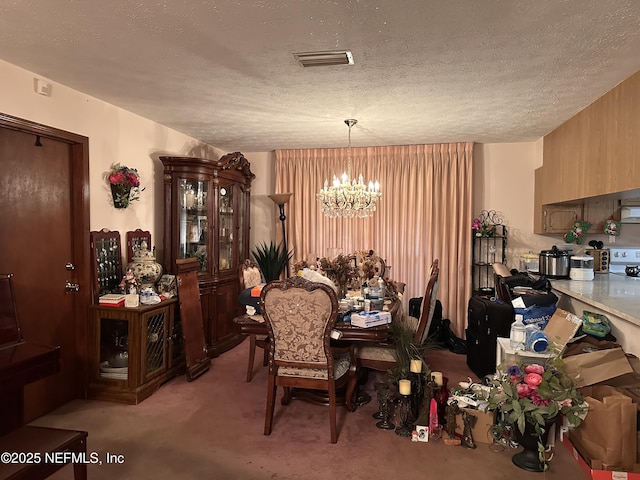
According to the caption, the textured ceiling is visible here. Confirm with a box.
[2,1,640,152]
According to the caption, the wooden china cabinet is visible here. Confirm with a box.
[160,153,255,357]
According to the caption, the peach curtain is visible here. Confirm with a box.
[274,143,473,338]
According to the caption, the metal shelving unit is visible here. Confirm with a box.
[471,210,507,296]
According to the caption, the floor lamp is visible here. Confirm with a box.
[268,193,292,278]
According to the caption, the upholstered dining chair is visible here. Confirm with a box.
[356,259,440,372]
[261,276,358,444]
[239,259,268,382]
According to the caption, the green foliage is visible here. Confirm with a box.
[386,317,430,383]
[251,241,292,282]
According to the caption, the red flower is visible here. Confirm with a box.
[524,372,543,389]
[530,391,550,406]
[524,364,545,375]
[516,383,531,398]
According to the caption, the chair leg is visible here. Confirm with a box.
[281,386,291,405]
[344,367,358,413]
[246,335,257,382]
[264,374,277,436]
[328,381,338,443]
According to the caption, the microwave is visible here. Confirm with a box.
[585,249,609,273]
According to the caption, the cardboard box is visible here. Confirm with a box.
[453,407,496,444]
[350,311,392,328]
[563,347,634,388]
[564,432,640,480]
[543,308,583,353]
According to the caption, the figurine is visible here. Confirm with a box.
[461,411,478,449]
[414,377,436,426]
[445,402,460,439]
[119,268,139,295]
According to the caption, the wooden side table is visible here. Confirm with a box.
[0,426,88,480]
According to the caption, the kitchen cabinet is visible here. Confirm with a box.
[534,200,616,235]
[584,199,617,233]
[87,299,183,404]
[160,153,255,357]
[472,223,507,295]
[535,204,583,234]
[537,70,640,208]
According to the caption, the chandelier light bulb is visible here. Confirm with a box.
[316,119,382,218]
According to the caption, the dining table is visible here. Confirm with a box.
[232,313,391,342]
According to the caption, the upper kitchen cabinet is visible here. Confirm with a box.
[160,153,255,357]
[535,70,640,233]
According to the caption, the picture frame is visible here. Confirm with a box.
[157,274,177,298]
[416,425,429,442]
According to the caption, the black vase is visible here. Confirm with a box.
[111,184,131,209]
[512,416,557,472]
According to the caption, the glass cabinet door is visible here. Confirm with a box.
[178,178,209,273]
[237,187,246,266]
[99,319,129,381]
[218,184,234,272]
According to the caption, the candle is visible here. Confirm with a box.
[399,379,411,395]
[410,359,422,373]
[431,371,443,386]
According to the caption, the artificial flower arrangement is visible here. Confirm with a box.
[318,253,358,298]
[485,357,588,469]
[356,249,385,280]
[106,163,144,208]
[471,216,496,237]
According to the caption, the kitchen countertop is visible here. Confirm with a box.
[551,273,640,327]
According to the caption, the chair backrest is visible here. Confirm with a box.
[261,276,338,370]
[240,259,263,290]
[492,263,512,302]
[413,259,440,344]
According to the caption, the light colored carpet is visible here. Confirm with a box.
[33,341,588,479]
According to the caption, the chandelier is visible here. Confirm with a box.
[317,119,381,218]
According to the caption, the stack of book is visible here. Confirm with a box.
[98,294,126,307]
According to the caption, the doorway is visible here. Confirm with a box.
[0,113,90,421]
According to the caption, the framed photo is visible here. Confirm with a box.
[416,425,429,442]
[157,274,177,298]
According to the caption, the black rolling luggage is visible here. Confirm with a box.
[466,295,514,378]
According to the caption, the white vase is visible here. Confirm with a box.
[127,240,163,291]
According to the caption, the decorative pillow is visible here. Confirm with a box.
[300,268,337,292]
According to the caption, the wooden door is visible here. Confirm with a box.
[0,114,90,422]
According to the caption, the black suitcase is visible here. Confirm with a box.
[466,296,514,378]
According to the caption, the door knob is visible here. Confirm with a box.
[65,281,80,293]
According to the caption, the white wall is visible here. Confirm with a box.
[0,59,223,263]
[474,141,566,269]
[243,151,277,251]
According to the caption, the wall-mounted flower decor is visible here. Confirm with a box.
[106,163,144,209]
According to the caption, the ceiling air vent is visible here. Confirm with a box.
[293,50,354,67]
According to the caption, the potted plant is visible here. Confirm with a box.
[485,357,588,472]
[251,241,291,282]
